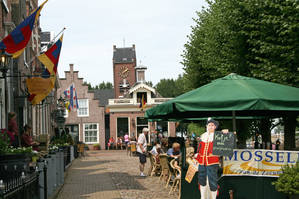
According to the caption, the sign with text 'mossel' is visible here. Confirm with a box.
[223,149,299,177]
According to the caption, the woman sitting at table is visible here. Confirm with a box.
[117,137,123,149]
[21,124,40,151]
[108,137,115,149]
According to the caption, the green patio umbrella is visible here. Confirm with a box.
[145,73,299,130]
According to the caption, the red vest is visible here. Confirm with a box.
[196,133,219,166]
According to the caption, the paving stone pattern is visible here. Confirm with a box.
[56,150,178,199]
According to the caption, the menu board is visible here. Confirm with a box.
[212,131,235,157]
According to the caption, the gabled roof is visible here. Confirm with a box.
[113,46,136,63]
[92,89,115,106]
[129,82,156,94]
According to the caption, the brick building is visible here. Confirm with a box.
[0,0,56,138]
[108,45,176,145]
[57,64,105,149]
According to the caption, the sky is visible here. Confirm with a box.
[38,0,207,86]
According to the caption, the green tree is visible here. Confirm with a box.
[187,122,205,137]
[155,76,186,97]
[146,81,153,87]
[98,81,113,89]
[83,81,92,90]
[182,0,299,149]
[83,81,113,90]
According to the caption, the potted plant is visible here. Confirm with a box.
[272,162,299,199]
[93,144,101,150]
[0,129,10,155]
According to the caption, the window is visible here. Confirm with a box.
[77,99,89,117]
[157,121,169,137]
[65,124,79,143]
[136,117,148,138]
[2,0,9,12]
[83,123,99,144]
[137,92,147,103]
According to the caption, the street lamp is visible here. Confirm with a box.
[0,50,12,127]
[55,96,66,128]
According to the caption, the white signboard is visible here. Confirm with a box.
[223,149,299,177]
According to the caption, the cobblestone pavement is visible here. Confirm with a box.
[56,150,179,199]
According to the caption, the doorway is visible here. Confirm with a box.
[117,117,129,138]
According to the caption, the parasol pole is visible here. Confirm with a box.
[232,111,236,132]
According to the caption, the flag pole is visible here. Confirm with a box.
[27,27,66,66]
[40,27,66,52]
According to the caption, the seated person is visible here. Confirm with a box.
[161,138,168,153]
[108,137,115,149]
[22,125,40,151]
[150,143,162,155]
[167,142,181,159]
[124,133,129,146]
[117,137,123,149]
[150,143,162,164]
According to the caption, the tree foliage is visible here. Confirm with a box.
[272,162,299,195]
[83,81,113,90]
[181,0,299,149]
[155,75,186,97]
[182,0,299,89]
[187,122,206,137]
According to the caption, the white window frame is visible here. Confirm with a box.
[83,123,99,144]
[77,99,89,117]
[136,117,149,139]
[2,0,9,13]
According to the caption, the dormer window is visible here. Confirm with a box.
[137,92,147,103]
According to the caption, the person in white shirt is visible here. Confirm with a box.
[137,128,149,177]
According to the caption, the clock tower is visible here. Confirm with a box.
[112,44,137,98]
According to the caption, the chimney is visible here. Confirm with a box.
[70,63,74,72]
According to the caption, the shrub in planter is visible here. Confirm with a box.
[0,129,11,154]
[272,162,299,199]
[93,144,101,150]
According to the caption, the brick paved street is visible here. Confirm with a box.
[56,150,178,199]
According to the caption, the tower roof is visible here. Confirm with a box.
[113,45,136,63]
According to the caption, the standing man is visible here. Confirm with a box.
[196,119,227,199]
[137,127,149,177]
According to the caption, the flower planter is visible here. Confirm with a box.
[0,153,32,181]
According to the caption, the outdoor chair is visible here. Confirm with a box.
[130,142,137,156]
[148,153,155,176]
[127,143,131,156]
[151,154,161,176]
[77,143,85,157]
[165,159,176,188]
[158,154,170,184]
[122,142,126,150]
[108,143,115,150]
[169,159,181,198]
